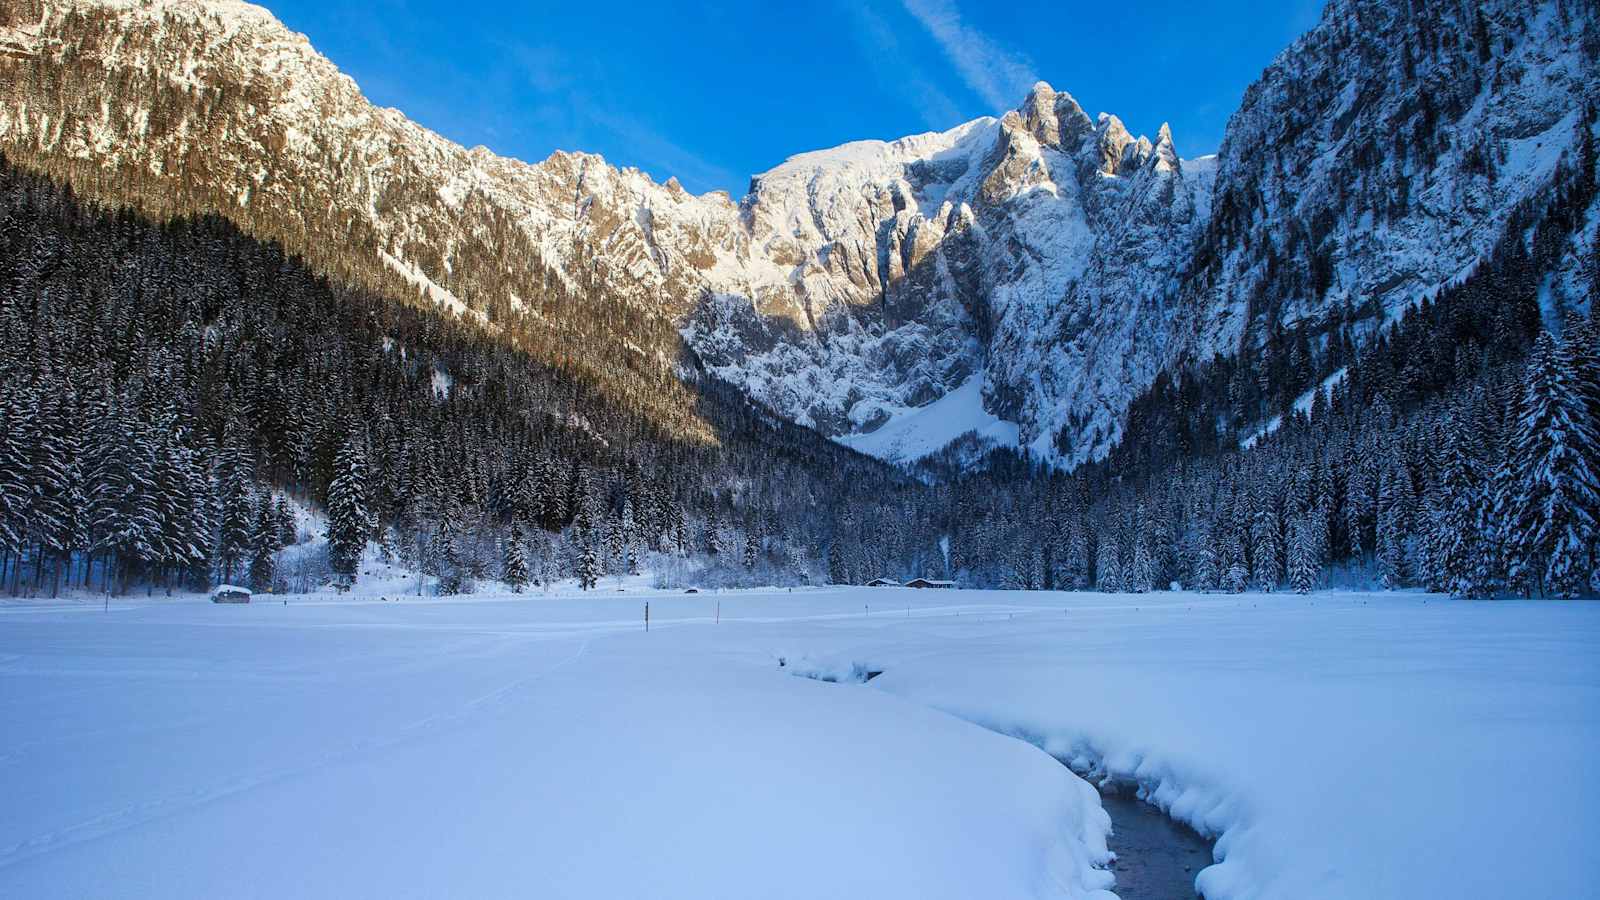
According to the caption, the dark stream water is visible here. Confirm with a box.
[1100,790,1214,899]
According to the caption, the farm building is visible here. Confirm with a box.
[905,578,954,589]
[865,578,899,587]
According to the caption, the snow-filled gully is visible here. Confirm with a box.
[788,664,1218,899]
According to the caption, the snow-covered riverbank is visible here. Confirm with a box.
[2,587,1595,899]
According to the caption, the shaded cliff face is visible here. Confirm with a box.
[1183,0,1600,360]
[2,0,1595,468]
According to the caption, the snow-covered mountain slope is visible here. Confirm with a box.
[1181,0,1600,360]
[1,0,1595,468]
[687,89,1217,461]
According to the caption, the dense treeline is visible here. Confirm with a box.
[888,306,1598,599]
[0,156,901,595]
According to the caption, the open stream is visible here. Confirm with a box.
[789,665,1214,897]
[1099,789,1214,899]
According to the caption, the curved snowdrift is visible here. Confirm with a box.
[858,591,1600,899]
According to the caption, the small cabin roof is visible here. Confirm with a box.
[213,585,252,595]
[906,578,954,586]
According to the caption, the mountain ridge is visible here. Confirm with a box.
[2,0,1595,469]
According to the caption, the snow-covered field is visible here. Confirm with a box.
[1,587,1595,899]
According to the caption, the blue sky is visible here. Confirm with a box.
[265,0,1325,195]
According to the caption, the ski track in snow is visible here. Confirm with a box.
[0,635,591,873]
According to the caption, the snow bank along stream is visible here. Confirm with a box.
[789,659,1215,898]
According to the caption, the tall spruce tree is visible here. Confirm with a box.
[1499,332,1600,597]
[502,521,530,593]
[248,499,277,593]
[1096,539,1123,592]
[1376,458,1413,589]
[577,537,599,590]
[326,435,371,586]
[215,423,255,584]
[1288,516,1318,594]
[1424,419,1490,597]
[1251,491,1282,592]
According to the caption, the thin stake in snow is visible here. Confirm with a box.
[644,602,649,633]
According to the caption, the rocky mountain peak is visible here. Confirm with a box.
[1150,123,1180,174]
[1018,80,1093,150]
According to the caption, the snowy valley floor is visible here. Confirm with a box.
[1,586,1596,899]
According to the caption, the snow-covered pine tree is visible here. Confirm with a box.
[1130,534,1156,594]
[181,438,215,589]
[0,386,26,590]
[1061,519,1089,589]
[1424,416,1490,597]
[1250,489,1282,593]
[1479,374,1521,595]
[704,510,722,557]
[577,536,599,590]
[1562,312,1600,587]
[248,498,277,593]
[1565,313,1600,431]
[502,521,530,592]
[603,512,625,573]
[1222,528,1249,593]
[1376,456,1414,590]
[1193,521,1220,592]
[1344,460,1374,566]
[828,542,848,585]
[510,460,538,526]
[215,422,255,584]
[620,495,637,557]
[534,456,563,531]
[28,391,74,594]
[274,495,297,547]
[571,464,595,535]
[1095,538,1122,592]
[326,435,370,587]
[433,506,464,595]
[1499,331,1600,597]
[148,426,188,591]
[1288,516,1318,594]
[86,394,160,594]
[54,411,91,594]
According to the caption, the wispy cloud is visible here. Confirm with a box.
[839,1,964,131]
[502,43,738,194]
[898,0,1038,112]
